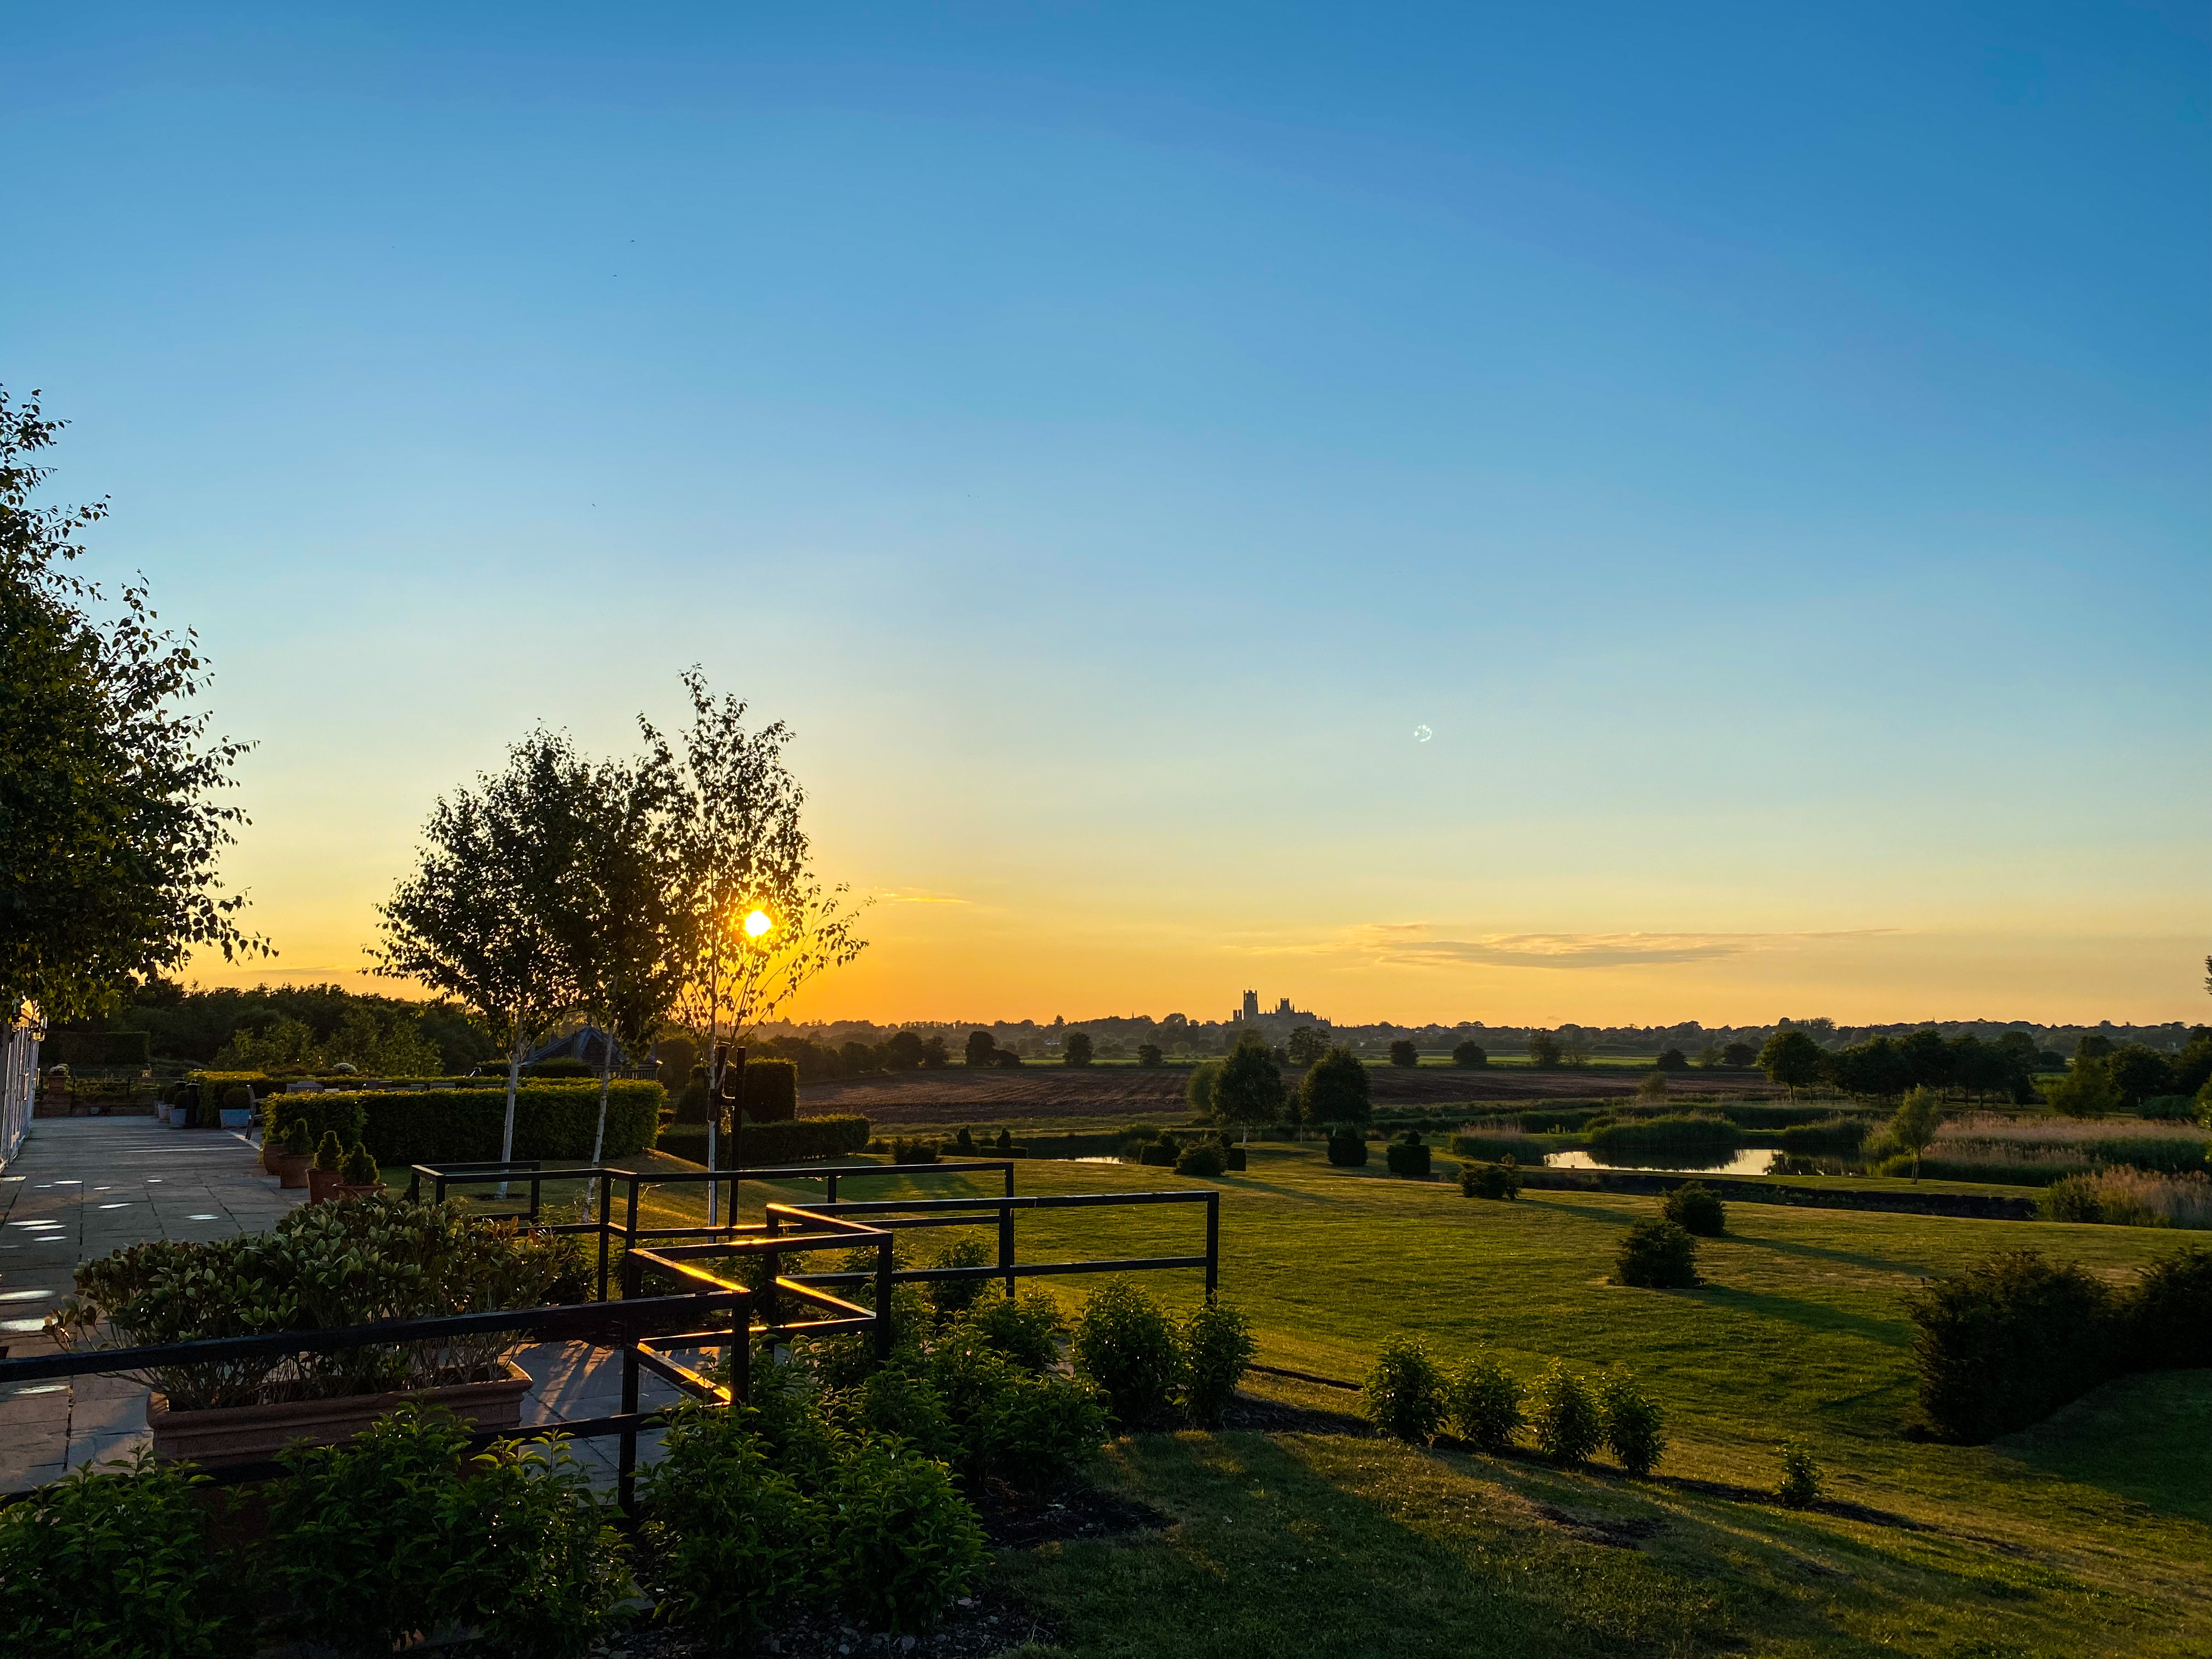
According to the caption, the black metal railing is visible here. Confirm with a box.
[0,1156,1220,1507]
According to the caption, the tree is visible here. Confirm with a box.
[2,386,265,1022]
[1525,1030,1563,1069]
[1654,1047,1689,1073]
[1285,1025,1329,1067]
[1720,1041,1757,1068]
[653,670,867,1182]
[1064,1031,1094,1067]
[2074,1033,2113,1061]
[1298,1046,1372,1128]
[883,1030,926,1070]
[1451,1041,1487,1068]
[919,1034,950,1068]
[1694,1043,1724,1069]
[1186,1058,1223,1116]
[1757,1030,1822,1101]
[2105,1044,2175,1109]
[566,749,687,1178]
[2045,1056,2119,1119]
[1387,1040,1419,1068]
[1212,1041,1284,1142]
[1136,1043,1163,1067]
[1888,1085,1944,1182]
[377,730,595,1170]
[964,1030,997,1068]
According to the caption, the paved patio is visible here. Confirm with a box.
[0,1118,682,1492]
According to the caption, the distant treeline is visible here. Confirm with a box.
[47,978,501,1075]
[1763,1027,2212,1107]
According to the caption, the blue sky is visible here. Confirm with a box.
[7,3,2207,1023]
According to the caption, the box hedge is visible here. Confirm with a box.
[265,1082,665,1167]
[655,1115,870,1168]
[739,1059,799,1123]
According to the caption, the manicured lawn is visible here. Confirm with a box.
[421,1143,2212,1656]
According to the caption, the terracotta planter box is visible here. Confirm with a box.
[337,1182,382,1200]
[149,1359,532,1468]
[272,1153,310,1189]
[307,1167,341,1203]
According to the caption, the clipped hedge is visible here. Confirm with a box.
[740,1058,799,1123]
[655,1115,870,1168]
[257,1095,368,1151]
[269,1083,665,1167]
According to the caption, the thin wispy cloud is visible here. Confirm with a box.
[1240,924,1899,971]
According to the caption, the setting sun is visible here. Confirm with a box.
[742,909,774,940]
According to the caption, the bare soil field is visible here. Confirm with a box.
[800,1065,1776,1128]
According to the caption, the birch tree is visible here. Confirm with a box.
[376,731,591,1170]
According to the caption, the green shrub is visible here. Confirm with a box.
[1444,1355,1523,1452]
[1179,1301,1257,1427]
[1175,1142,1227,1177]
[281,1118,313,1156]
[1904,1249,2118,1442]
[889,1135,940,1165]
[2038,1175,2107,1223]
[827,1440,986,1635]
[271,1404,624,1659]
[1662,1182,1725,1237]
[853,1364,957,1461]
[1362,1335,1448,1443]
[1458,1158,1521,1200]
[1529,1362,1603,1465]
[640,1402,823,1643]
[958,1292,1066,1373]
[1615,1219,1699,1288]
[340,1142,379,1185]
[922,1235,992,1322]
[1776,1442,1822,1508]
[2125,1243,2212,1370]
[1599,1371,1665,1477]
[314,1128,344,1172]
[1071,1278,1181,1427]
[1385,1132,1432,1177]
[221,1083,252,1110]
[0,1448,251,1657]
[1325,1131,1368,1167]
[927,1333,1108,1487]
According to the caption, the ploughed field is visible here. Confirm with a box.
[546,1145,2211,1658]
[801,1062,1778,1127]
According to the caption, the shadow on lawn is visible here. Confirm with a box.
[1992,1369,2212,1525]
[1689,1283,1914,1349]
[1717,1230,1933,1277]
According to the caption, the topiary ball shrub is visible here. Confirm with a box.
[1178,1301,1257,1428]
[1071,1278,1182,1427]
[1775,1442,1822,1508]
[1175,1142,1227,1178]
[1662,1182,1726,1237]
[828,1440,987,1635]
[0,1448,252,1657]
[1361,1335,1448,1443]
[1445,1355,1523,1453]
[1599,1370,1666,1477]
[1325,1132,1369,1167]
[338,1142,380,1187]
[1385,1133,1432,1177]
[222,1083,252,1111]
[281,1118,313,1157]
[1529,1362,1604,1465]
[1616,1219,1699,1288]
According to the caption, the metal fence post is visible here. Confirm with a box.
[595,1173,612,1302]
[998,1200,1015,1300]
[760,1206,781,1334]
[872,1233,894,1364]
[618,1252,641,1515]
[1205,1190,1219,1304]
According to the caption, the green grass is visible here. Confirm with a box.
[414,1142,2212,1655]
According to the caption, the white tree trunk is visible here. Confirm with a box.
[498,1006,524,1199]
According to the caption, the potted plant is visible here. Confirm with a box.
[218,1084,256,1132]
[308,1131,345,1203]
[336,1142,382,1200]
[272,1120,313,1190]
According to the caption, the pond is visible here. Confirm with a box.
[1545,1148,1782,1178]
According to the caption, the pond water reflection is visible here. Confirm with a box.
[1545,1148,1782,1178]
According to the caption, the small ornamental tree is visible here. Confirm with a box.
[1298,1046,1372,1128]
[1888,1085,1944,1181]
[1212,1036,1285,1142]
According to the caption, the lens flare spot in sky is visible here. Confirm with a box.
[1413,725,1433,743]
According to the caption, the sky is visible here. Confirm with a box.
[7,3,2208,1029]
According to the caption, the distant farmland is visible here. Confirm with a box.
[800,1063,1778,1127]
